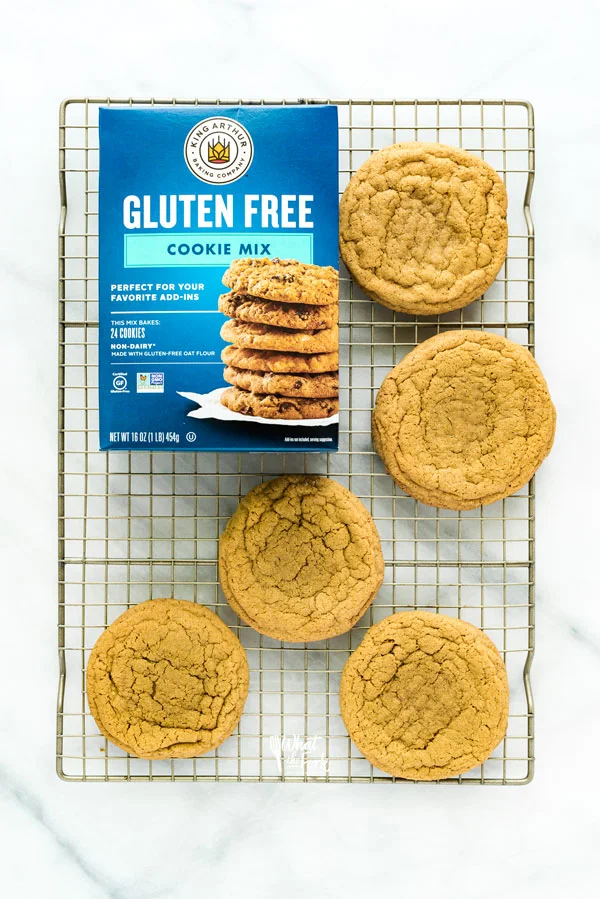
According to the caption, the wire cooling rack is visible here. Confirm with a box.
[58,98,535,783]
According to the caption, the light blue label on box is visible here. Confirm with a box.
[98,105,339,453]
[124,233,313,267]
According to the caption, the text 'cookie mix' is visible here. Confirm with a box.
[98,105,339,452]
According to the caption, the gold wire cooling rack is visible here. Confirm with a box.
[58,98,535,783]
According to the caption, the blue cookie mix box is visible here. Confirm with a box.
[98,105,339,452]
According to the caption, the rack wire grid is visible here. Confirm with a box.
[58,98,535,784]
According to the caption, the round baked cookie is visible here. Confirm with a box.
[222,345,339,374]
[218,293,338,331]
[219,476,384,642]
[224,366,339,398]
[339,142,508,315]
[220,387,338,420]
[221,320,338,354]
[86,599,249,759]
[340,611,509,780]
[372,330,555,510]
[223,257,338,305]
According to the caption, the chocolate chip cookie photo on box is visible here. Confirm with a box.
[222,257,339,306]
[86,599,249,759]
[219,476,384,642]
[221,346,339,374]
[340,611,509,780]
[223,366,339,398]
[220,387,338,421]
[372,330,555,510]
[220,319,339,354]
[218,293,338,331]
[339,142,508,316]
[216,257,340,423]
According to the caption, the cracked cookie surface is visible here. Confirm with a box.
[221,346,339,374]
[339,142,508,315]
[218,293,338,331]
[221,320,338,354]
[219,476,384,642]
[223,366,339,398]
[86,599,249,759]
[223,258,338,305]
[372,330,555,510]
[340,611,509,780]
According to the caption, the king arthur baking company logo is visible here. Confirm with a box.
[184,117,254,184]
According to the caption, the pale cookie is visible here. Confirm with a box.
[223,257,338,306]
[372,330,555,510]
[219,476,384,642]
[339,142,508,315]
[223,366,339,398]
[222,345,339,374]
[340,611,509,780]
[221,319,338,354]
[218,293,338,331]
[220,387,338,420]
[86,599,249,759]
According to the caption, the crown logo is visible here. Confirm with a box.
[207,138,230,164]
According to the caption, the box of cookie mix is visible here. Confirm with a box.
[98,105,339,452]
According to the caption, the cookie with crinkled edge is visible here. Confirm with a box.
[339,142,508,315]
[372,330,555,510]
[221,346,339,374]
[340,611,509,780]
[223,366,338,398]
[218,292,338,331]
[86,599,249,759]
[221,319,338,354]
[223,258,338,305]
[220,386,338,420]
[219,476,384,642]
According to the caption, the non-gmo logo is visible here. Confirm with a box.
[137,372,164,393]
[184,117,254,185]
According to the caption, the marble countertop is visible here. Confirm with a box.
[1,0,599,895]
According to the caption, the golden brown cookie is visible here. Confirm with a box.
[372,330,555,510]
[219,476,384,642]
[340,611,509,780]
[223,257,338,305]
[222,345,339,374]
[221,320,338,354]
[218,293,338,331]
[86,599,249,759]
[339,142,508,315]
[220,386,338,420]
[223,366,339,398]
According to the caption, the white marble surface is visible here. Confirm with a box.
[1,0,599,895]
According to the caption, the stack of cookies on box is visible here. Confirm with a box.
[219,258,339,420]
